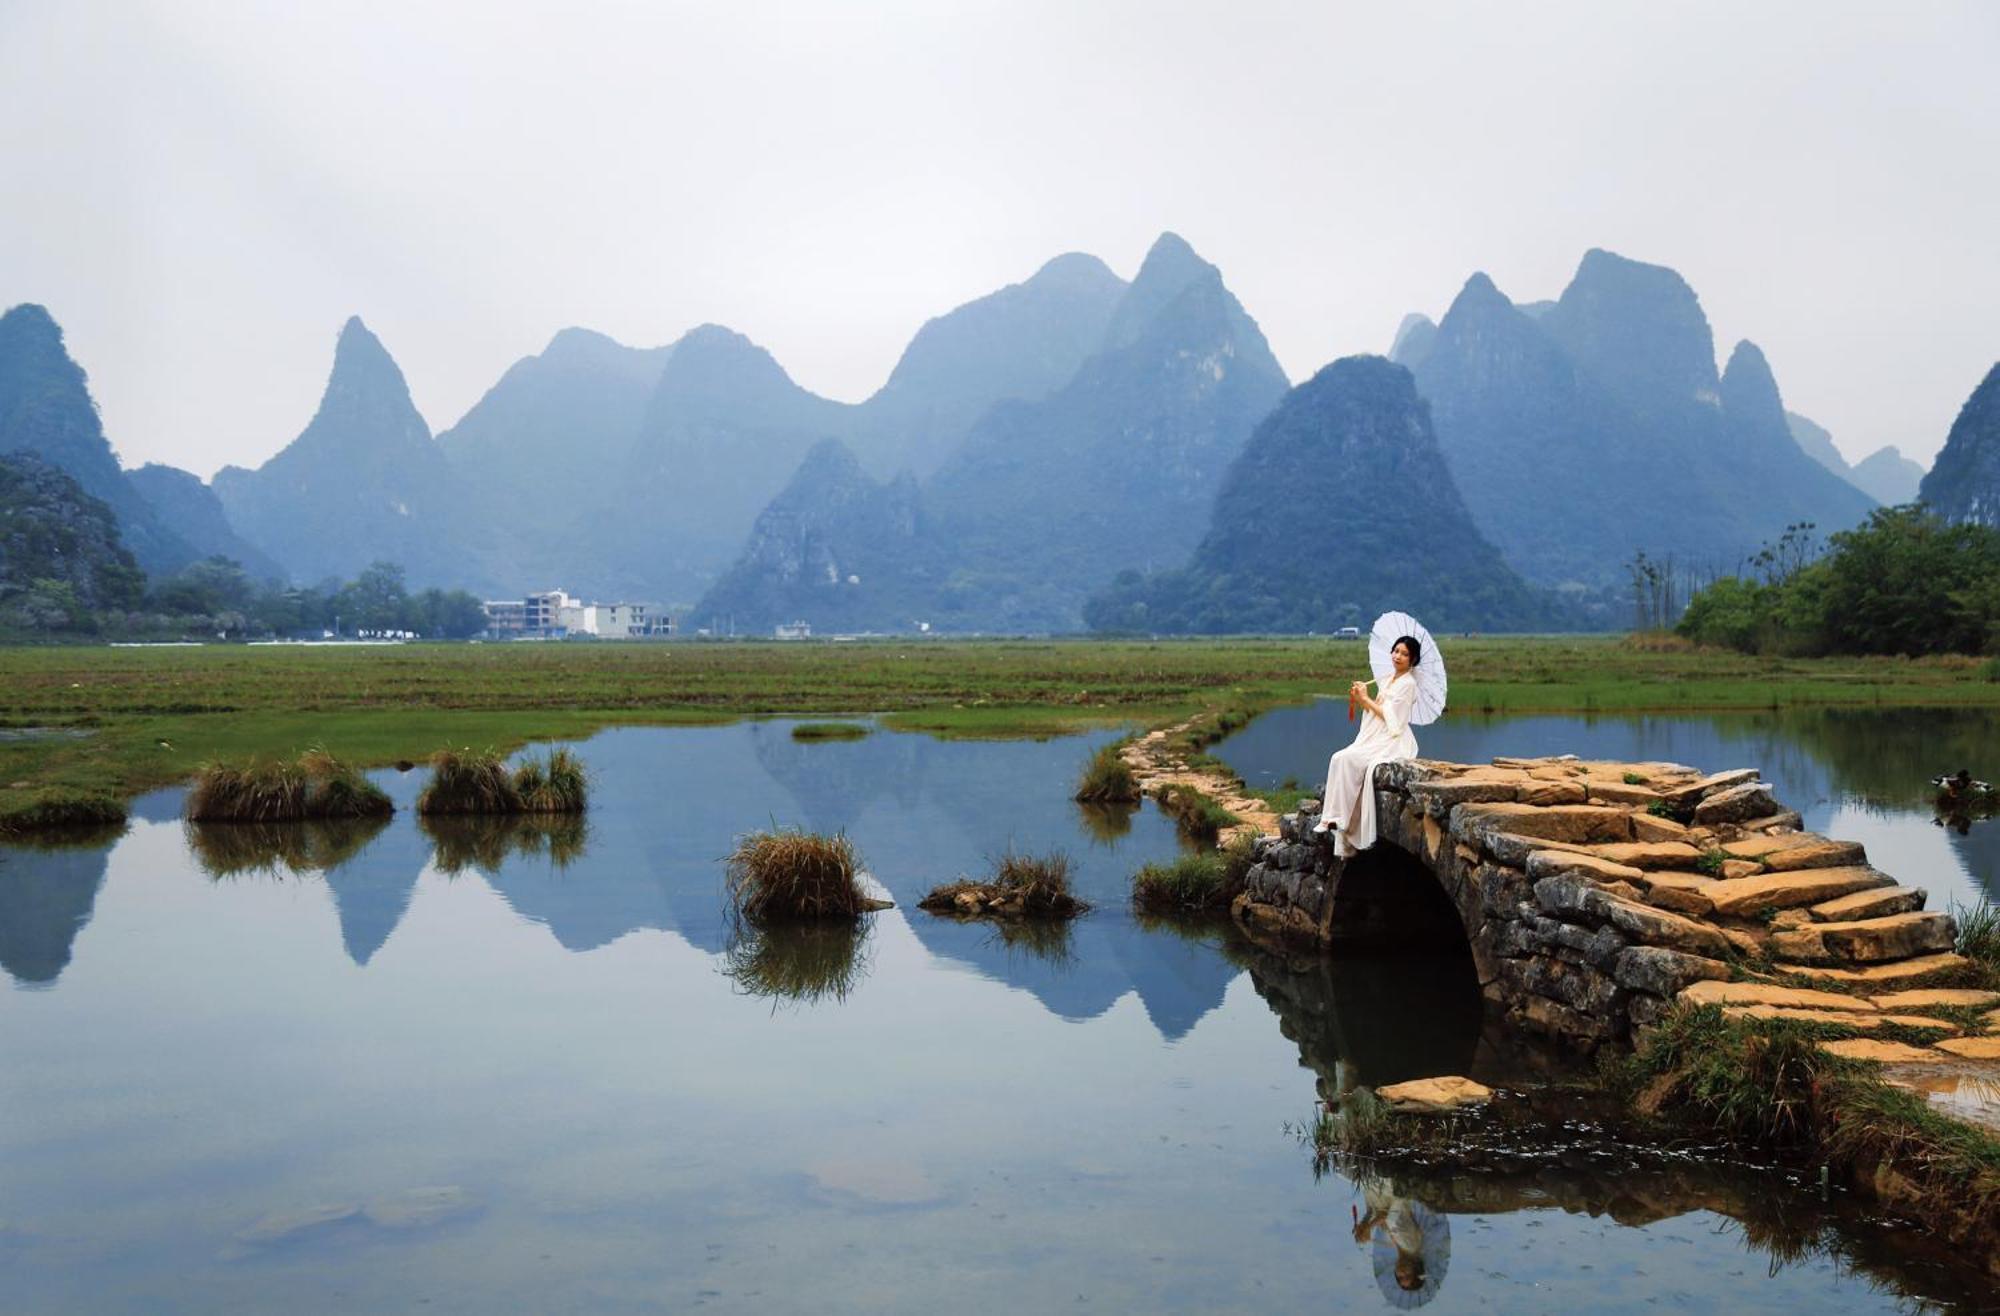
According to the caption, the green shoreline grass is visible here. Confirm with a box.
[3,635,1998,830]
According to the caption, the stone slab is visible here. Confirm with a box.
[1524,850,1646,884]
[1867,989,2000,1011]
[1721,833,1818,860]
[1680,980,1873,1012]
[1934,1036,2000,1060]
[1820,1039,1947,1064]
[1814,912,1956,964]
[1583,781,1664,806]
[1664,768,1759,805]
[1630,813,1691,843]
[1452,802,1634,845]
[1760,839,1868,872]
[1810,886,1925,923]
[1636,871,1715,917]
[1376,1075,1494,1113]
[1723,1005,1953,1031]
[1695,781,1781,825]
[1794,953,1973,988]
[1614,945,1731,995]
[1704,866,1894,917]
[1583,841,1703,871]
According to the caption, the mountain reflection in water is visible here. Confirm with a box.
[3,716,1996,1312]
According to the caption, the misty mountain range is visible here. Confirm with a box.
[4,237,1993,634]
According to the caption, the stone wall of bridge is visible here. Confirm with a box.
[1233,755,1980,1053]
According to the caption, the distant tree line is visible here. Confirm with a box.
[1674,506,2000,656]
[3,557,489,641]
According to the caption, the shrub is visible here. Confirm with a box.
[726,828,871,924]
[1073,740,1140,803]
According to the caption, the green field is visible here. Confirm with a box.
[3,636,1996,830]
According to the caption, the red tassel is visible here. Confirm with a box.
[1347,692,1358,722]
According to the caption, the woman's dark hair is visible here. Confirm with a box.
[1394,635,1422,667]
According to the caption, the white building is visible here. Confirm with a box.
[484,591,674,639]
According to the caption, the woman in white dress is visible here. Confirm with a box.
[1314,635,1421,856]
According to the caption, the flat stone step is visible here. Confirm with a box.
[1680,980,1871,1012]
[1820,1038,1946,1064]
[1760,838,1868,872]
[1937,1037,2000,1060]
[1810,886,1925,923]
[1704,866,1894,917]
[1868,988,2000,1011]
[1724,1005,1954,1032]
[1790,952,1974,989]
[1635,870,1715,916]
[1582,841,1703,870]
[1722,833,1867,872]
[1664,768,1759,806]
[1771,912,1957,965]
[1452,802,1633,846]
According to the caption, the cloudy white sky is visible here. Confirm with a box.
[2,0,1995,478]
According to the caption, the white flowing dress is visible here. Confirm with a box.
[1319,673,1419,855]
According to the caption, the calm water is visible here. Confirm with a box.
[1,714,1994,1313]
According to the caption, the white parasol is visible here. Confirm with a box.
[1368,611,1448,726]
[1368,1198,1452,1309]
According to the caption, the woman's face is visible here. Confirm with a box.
[1392,641,1413,673]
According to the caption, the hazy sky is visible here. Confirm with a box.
[3,1,1995,478]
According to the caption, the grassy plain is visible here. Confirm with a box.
[2,635,1997,829]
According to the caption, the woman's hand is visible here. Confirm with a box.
[1349,680,1366,699]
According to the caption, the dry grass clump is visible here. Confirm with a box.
[184,748,391,823]
[417,747,587,816]
[1131,835,1255,914]
[725,827,875,924]
[919,849,1090,919]
[1073,740,1139,803]
[187,816,389,878]
[722,920,873,1005]
[420,813,588,876]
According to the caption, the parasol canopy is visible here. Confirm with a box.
[1369,1198,1452,1308]
[1369,611,1448,726]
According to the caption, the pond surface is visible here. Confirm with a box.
[1,715,1993,1313]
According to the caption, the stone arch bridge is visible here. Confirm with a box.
[1233,755,1995,1056]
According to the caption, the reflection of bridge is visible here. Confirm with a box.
[1238,932,1995,1315]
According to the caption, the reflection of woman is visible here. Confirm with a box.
[1315,636,1422,857]
[1353,1175,1450,1308]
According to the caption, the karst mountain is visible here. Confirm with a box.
[1082,356,1555,634]
[1919,363,2000,527]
